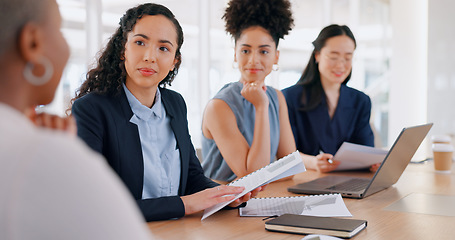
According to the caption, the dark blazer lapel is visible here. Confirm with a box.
[306,97,329,151]
[116,90,145,199]
[336,85,355,135]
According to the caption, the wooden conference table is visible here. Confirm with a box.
[147,162,455,239]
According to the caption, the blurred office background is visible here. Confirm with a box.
[50,0,452,157]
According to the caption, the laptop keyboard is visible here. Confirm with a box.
[326,178,370,192]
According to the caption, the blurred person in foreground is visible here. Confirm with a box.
[0,0,154,239]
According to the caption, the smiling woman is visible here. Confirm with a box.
[200,0,300,182]
[282,24,375,173]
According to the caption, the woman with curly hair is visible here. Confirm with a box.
[70,3,260,222]
[282,24,377,173]
[201,0,324,181]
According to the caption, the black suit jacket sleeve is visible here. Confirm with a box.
[72,89,218,221]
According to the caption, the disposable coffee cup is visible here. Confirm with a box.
[432,143,454,173]
[431,135,452,144]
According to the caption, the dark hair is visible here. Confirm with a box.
[223,0,294,47]
[71,3,183,103]
[297,24,356,111]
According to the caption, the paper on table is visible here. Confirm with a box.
[239,194,351,217]
[201,151,306,220]
[333,142,388,171]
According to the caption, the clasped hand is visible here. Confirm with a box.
[241,81,269,108]
[25,107,76,135]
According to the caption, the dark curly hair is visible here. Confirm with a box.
[223,0,294,47]
[297,24,356,111]
[70,3,183,104]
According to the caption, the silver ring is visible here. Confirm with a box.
[250,83,257,86]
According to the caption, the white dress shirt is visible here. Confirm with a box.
[123,85,181,199]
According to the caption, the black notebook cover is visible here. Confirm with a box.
[265,214,367,238]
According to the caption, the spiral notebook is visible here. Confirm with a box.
[201,151,306,220]
[239,194,351,217]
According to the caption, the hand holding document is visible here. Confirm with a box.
[333,142,388,171]
[201,151,306,220]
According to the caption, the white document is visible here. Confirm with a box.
[239,194,352,217]
[333,142,388,171]
[201,151,306,220]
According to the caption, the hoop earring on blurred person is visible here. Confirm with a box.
[23,56,54,86]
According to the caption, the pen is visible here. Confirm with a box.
[319,150,333,164]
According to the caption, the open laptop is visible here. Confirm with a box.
[288,123,433,199]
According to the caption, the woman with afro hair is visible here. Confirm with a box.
[202,0,329,181]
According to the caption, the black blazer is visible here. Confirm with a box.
[72,88,218,221]
[283,84,374,156]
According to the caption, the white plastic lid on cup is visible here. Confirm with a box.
[431,135,452,143]
[432,143,454,152]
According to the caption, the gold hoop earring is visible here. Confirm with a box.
[23,56,54,86]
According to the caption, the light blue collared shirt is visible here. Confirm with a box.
[123,84,181,199]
